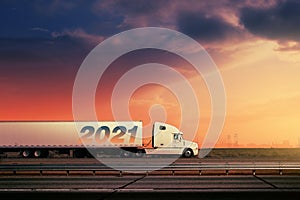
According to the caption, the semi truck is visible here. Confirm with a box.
[0,121,198,158]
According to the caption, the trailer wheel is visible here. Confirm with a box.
[135,150,145,158]
[21,149,32,158]
[120,150,132,158]
[183,148,193,158]
[74,150,85,158]
[34,150,42,158]
[34,149,48,158]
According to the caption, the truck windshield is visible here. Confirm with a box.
[174,133,182,141]
[179,135,183,141]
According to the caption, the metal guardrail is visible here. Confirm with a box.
[1,162,300,176]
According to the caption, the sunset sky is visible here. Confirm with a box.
[1,0,300,148]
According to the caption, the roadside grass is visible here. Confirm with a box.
[204,148,300,160]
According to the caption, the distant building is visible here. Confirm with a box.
[271,140,293,148]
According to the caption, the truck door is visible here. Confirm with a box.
[152,122,173,148]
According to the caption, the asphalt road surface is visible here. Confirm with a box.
[1,175,300,199]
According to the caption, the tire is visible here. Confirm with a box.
[74,150,85,158]
[183,148,193,158]
[21,149,32,158]
[33,149,48,158]
[135,150,145,158]
[34,150,42,158]
[120,150,132,158]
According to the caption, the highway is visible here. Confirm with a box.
[1,175,300,199]
[1,158,300,199]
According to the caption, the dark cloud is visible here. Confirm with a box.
[109,0,168,16]
[0,35,94,82]
[240,0,300,41]
[0,0,122,38]
[95,0,173,29]
[177,11,239,42]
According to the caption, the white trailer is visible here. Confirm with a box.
[0,121,198,158]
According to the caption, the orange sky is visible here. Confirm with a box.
[218,39,300,147]
[1,39,300,148]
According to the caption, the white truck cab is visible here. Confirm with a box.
[145,122,198,158]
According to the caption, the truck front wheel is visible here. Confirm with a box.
[183,148,193,158]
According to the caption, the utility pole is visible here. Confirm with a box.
[234,133,238,146]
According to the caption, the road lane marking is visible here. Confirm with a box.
[254,175,278,189]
